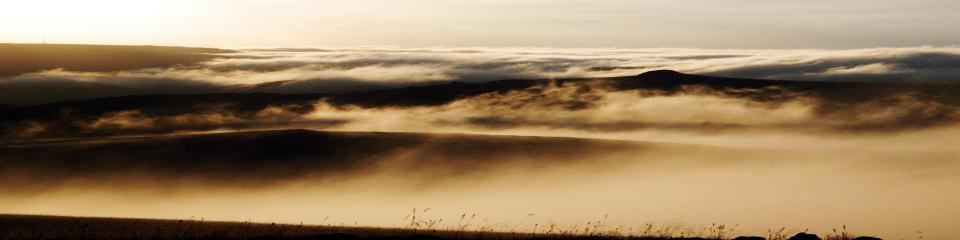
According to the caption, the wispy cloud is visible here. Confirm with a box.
[4,45,960,142]
[4,46,960,106]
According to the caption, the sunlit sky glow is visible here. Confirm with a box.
[1,0,958,48]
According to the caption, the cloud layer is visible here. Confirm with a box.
[4,46,960,106]
[5,77,960,152]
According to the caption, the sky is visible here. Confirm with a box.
[1,0,958,49]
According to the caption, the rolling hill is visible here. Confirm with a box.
[0,129,673,192]
[0,43,232,78]
[0,43,234,106]
[3,69,960,140]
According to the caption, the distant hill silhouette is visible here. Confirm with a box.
[0,77,148,106]
[218,79,408,95]
[0,44,235,105]
[0,129,666,190]
[5,68,958,108]
[0,43,232,78]
[3,69,960,139]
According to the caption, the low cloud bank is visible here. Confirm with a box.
[2,128,958,240]
[4,76,960,142]
[4,46,960,106]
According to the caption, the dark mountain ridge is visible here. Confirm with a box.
[5,69,958,113]
[0,43,232,78]
[3,70,959,140]
[0,129,667,191]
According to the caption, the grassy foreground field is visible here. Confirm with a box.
[0,214,703,240]
[0,214,880,240]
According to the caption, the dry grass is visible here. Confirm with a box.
[0,214,878,240]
